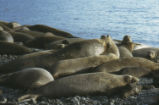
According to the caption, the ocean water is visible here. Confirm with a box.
[0,0,159,47]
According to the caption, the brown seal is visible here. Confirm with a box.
[133,47,159,62]
[18,72,139,102]
[45,38,85,49]
[0,26,3,31]
[0,35,119,74]
[17,30,51,37]
[0,41,32,55]
[24,35,64,49]
[113,67,152,78]
[0,31,14,43]
[0,67,54,89]
[7,22,21,29]
[13,26,30,31]
[94,57,159,73]
[51,54,118,79]
[118,35,135,58]
[26,24,75,38]
[53,35,120,59]
[0,23,13,32]
[10,31,34,43]
[0,50,56,74]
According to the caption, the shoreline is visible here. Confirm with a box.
[0,21,159,105]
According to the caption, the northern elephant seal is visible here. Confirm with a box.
[45,38,85,49]
[8,22,21,29]
[18,72,139,102]
[113,67,152,78]
[53,35,119,59]
[17,30,50,37]
[10,31,34,43]
[94,57,159,73]
[0,35,119,74]
[0,26,3,31]
[118,35,135,58]
[0,23,13,32]
[13,26,30,31]
[133,47,159,62]
[0,41,32,55]
[0,31,14,43]
[0,50,56,74]
[51,54,118,78]
[24,35,64,49]
[0,67,54,89]
[26,24,75,38]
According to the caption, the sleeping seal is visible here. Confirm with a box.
[18,72,139,102]
[0,67,54,89]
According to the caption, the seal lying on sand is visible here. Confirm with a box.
[45,38,85,49]
[0,23,13,32]
[94,57,159,73]
[0,26,3,31]
[0,41,33,55]
[7,22,21,29]
[0,67,54,89]
[51,54,118,79]
[17,30,52,38]
[113,67,152,78]
[26,24,75,38]
[24,35,64,49]
[117,35,135,58]
[12,26,30,31]
[133,47,159,62]
[0,31,14,43]
[0,50,57,74]
[53,35,119,59]
[10,31,34,43]
[0,35,119,74]
[18,72,139,102]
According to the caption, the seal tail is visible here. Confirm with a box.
[18,94,39,104]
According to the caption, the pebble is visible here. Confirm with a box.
[0,54,158,105]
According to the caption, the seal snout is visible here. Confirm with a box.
[124,75,139,83]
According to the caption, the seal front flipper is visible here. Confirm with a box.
[18,94,39,104]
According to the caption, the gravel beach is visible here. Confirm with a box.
[0,54,158,105]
